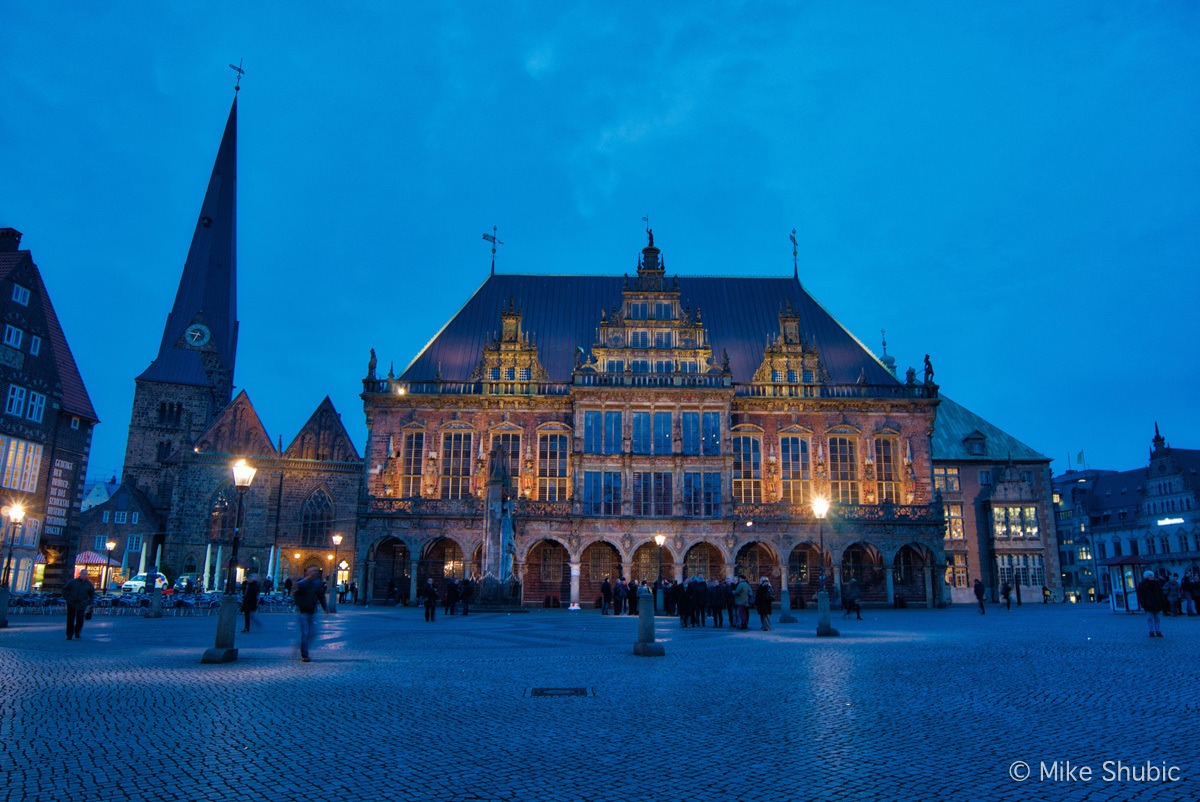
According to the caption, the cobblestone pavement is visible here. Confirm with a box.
[1,602,1196,802]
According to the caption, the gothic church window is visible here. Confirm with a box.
[300,489,334,547]
[209,485,236,542]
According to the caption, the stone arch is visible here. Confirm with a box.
[417,536,465,587]
[581,541,621,608]
[684,541,724,581]
[736,541,780,585]
[841,542,887,603]
[787,542,828,608]
[370,535,411,603]
[631,541,674,585]
[182,553,199,574]
[893,542,934,605]
[526,538,570,607]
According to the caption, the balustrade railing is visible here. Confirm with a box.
[365,376,935,399]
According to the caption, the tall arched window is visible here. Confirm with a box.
[210,485,236,542]
[301,489,334,547]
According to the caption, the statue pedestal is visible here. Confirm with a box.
[200,596,241,663]
[633,587,664,657]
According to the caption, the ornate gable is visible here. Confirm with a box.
[750,299,828,388]
[284,397,361,462]
[468,298,549,385]
[195,390,276,457]
[579,230,727,379]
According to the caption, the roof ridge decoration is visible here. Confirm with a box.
[138,96,239,388]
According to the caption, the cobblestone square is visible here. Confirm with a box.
[1,604,1194,801]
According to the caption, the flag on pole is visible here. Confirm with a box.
[1077,450,1085,466]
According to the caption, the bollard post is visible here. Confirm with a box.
[633,585,664,656]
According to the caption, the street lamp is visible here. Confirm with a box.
[654,534,666,613]
[0,503,25,629]
[812,496,838,637]
[329,533,343,613]
[202,458,256,664]
[102,539,116,594]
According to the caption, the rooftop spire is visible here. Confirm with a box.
[138,95,239,387]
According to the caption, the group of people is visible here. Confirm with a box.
[415,576,478,621]
[599,574,777,631]
[1137,568,1200,638]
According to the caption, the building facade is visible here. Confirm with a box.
[358,236,948,608]
[1054,426,1200,610]
[0,227,98,591]
[931,396,1060,604]
[110,94,361,589]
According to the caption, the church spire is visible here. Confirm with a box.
[138,95,239,388]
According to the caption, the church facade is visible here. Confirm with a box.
[357,236,949,608]
[85,94,362,590]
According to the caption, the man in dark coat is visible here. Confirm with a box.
[293,566,328,662]
[62,569,95,641]
[420,578,438,622]
[688,576,707,627]
[240,572,262,633]
[613,579,627,616]
[707,580,725,627]
[600,576,612,615]
[628,579,639,615]
[459,577,474,616]
[973,579,986,615]
[444,577,460,615]
[1137,570,1166,637]
[676,580,691,627]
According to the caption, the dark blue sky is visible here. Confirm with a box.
[2,2,1197,481]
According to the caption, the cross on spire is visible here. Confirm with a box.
[789,228,799,280]
[482,226,503,276]
[229,59,245,91]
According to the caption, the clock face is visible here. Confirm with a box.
[185,323,211,348]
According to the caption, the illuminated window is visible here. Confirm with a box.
[440,432,473,499]
[400,432,424,497]
[828,436,859,505]
[874,437,899,503]
[780,436,810,504]
[933,467,960,492]
[732,436,762,503]
[944,503,964,539]
[540,543,563,582]
[537,434,569,500]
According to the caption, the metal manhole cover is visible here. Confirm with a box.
[529,687,589,697]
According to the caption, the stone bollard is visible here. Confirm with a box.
[778,584,797,624]
[144,587,164,619]
[633,586,664,656]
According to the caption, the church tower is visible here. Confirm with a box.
[123,96,239,512]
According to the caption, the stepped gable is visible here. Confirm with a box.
[193,390,275,457]
[283,396,361,462]
[400,273,898,386]
[0,248,98,421]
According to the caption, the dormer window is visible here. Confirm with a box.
[964,434,987,456]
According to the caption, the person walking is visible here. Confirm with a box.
[444,577,460,615]
[1181,570,1198,617]
[613,578,627,616]
[241,572,262,633]
[459,577,474,616]
[842,578,863,621]
[293,566,328,662]
[733,574,752,630]
[1137,570,1166,638]
[755,577,775,631]
[973,579,986,615]
[421,578,438,622]
[1000,580,1012,611]
[1163,574,1181,617]
[62,569,95,641]
[600,576,612,615]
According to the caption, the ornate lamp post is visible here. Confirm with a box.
[102,539,116,594]
[329,534,343,613]
[813,496,838,637]
[654,534,666,613]
[0,503,25,628]
[202,458,256,663]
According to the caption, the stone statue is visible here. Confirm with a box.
[923,354,935,385]
[647,227,654,247]
[367,348,378,379]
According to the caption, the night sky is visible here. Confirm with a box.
[2,2,1197,482]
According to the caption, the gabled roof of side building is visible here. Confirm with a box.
[931,395,1047,463]
[0,249,98,422]
[401,272,898,385]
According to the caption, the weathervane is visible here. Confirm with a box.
[229,59,245,91]
[789,228,799,280]
[482,226,503,276]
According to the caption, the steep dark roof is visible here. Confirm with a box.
[931,396,1046,463]
[1086,468,1145,517]
[0,250,98,422]
[401,273,898,385]
[138,97,239,386]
